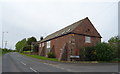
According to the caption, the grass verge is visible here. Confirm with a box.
[0,50,2,56]
[20,53,58,62]
[2,51,10,55]
[20,53,119,63]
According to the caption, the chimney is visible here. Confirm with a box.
[40,36,43,41]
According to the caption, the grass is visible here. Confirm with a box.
[0,50,12,55]
[23,51,31,53]
[20,53,58,62]
[0,50,2,56]
[2,51,10,55]
[20,53,119,63]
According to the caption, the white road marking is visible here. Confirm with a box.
[30,67,37,72]
[20,61,26,65]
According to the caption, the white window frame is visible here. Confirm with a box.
[39,44,41,47]
[47,41,50,48]
[42,43,44,47]
[85,36,91,43]
[46,41,51,56]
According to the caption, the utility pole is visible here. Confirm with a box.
[2,32,8,49]
[2,32,4,49]
[5,41,8,49]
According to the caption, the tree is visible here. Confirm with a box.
[95,42,115,61]
[15,37,38,52]
[108,36,120,43]
[15,37,37,52]
[27,37,37,45]
[15,38,27,52]
[23,45,31,51]
[108,36,120,58]
[33,43,38,52]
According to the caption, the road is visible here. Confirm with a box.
[2,52,118,73]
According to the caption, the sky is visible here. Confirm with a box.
[0,0,119,49]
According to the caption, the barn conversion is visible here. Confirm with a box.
[38,17,102,61]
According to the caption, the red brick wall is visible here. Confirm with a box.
[74,34,101,49]
[38,33,101,59]
[71,18,101,56]
[73,18,101,38]
[50,35,71,58]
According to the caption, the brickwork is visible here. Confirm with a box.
[38,17,101,61]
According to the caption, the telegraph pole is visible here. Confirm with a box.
[2,32,8,49]
[2,32,4,49]
[5,41,8,49]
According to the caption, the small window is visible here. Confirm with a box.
[85,29,90,32]
[88,29,90,31]
[85,36,91,43]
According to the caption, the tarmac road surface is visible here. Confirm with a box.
[2,52,119,73]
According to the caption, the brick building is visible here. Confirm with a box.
[38,17,102,61]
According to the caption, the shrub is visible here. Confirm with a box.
[80,42,116,61]
[47,52,56,58]
[85,46,96,61]
[79,48,86,61]
[95,42,115,61]
[80,46,96,61]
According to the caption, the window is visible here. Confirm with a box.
[85,29,90,32]
[42,43,44,47]
[85,36,91,43]
[39,44,41,47]
[47,41,50,48]
[46,41,51,56]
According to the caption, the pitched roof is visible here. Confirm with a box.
[40,17,87,42]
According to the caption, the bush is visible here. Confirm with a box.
[95,42,115,61]
[47,52,55,58]
[79,48,86,61]
[80,46,96,61]
[85,47,96,61]
[80,42,116,61]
